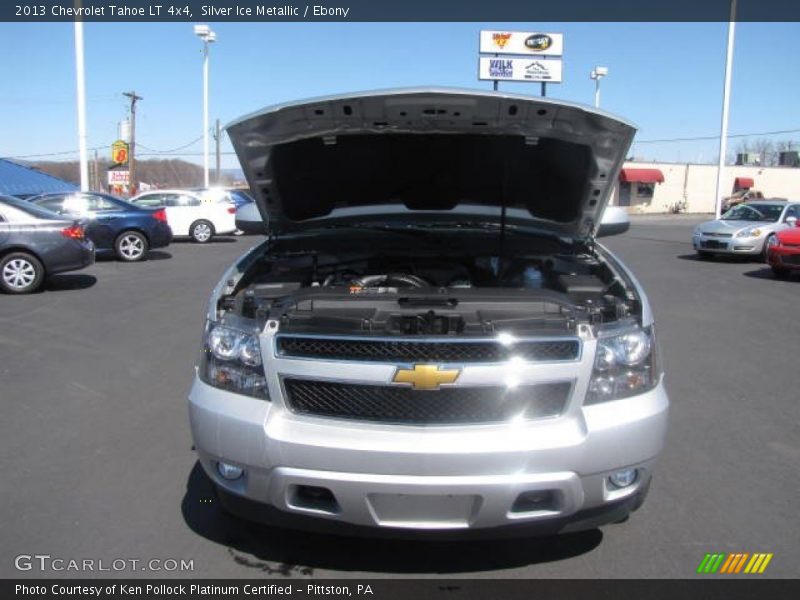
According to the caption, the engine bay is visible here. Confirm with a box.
[218,241,641,336]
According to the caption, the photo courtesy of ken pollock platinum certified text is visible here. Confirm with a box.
[16,584,373,596]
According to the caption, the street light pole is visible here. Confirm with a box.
[194,24,216,188]
[590,66,608,108]
[714,0,738,219]
[74,21,89,191]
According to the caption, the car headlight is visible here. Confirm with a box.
[199,321,269,399]
[586,326,660,405]
[767,235,780,247]
[735,227,761,238]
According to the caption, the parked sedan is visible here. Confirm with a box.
[0,195,94,293]
[130,189,236,243]
[191,187,255,208]
[28,192,172,262]
[692,200,800,260]
[766,216,800,278]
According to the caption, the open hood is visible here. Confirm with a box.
[226,88,636,239]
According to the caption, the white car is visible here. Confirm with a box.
[130,189,236,243]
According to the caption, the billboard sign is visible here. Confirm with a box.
[479,31,564,56]
[107,169,130,185]
[111,140,129,166]
[478,57,563,83]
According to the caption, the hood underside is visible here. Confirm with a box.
[226,88,637,238]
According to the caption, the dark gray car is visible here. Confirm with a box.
[0,195,95,294]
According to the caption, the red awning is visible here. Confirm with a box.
[619,168,664,184]
[735,177,754,189]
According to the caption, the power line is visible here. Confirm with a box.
[9,125,798,161]
[636,128,800,144]
[138,136,204,154]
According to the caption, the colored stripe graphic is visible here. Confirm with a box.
[734,553,749,573]
[758,554,773,573]
[696,553,713,574]
[700,552,772,574]
[719,554,737,573]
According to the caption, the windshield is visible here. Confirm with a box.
[721,204,783,222]
[0,195,65,220]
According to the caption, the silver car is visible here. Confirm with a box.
[188,89,669,537]
[693,201,800,259]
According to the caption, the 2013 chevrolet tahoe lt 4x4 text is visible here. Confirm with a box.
[188,88,669,537]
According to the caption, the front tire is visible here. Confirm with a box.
[762,234,776,261]
[0,252,45,294]
[190,220,214,244]
[115,231,149,262]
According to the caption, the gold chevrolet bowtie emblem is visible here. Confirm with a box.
[392,364,460,390]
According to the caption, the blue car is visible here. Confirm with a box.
[28,192,172,262]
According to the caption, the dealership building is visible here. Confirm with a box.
[612,160,800,214]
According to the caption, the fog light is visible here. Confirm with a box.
[609,468,637,488]
[217,461,244,481]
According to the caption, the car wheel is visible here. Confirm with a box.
[762,234,776,261]
[771,266,790,279]
[115,231,149,262]
[0,252,45,294]
[190,220,214,243]
[697,251,713,260]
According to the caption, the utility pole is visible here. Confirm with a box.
[123,91,142,196]
[214,118,221,185]
[93,149,100,191]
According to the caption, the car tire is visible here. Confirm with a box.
[697,251,713,260]
[771,266,790,279]
[762,234,776,262]
[0,252,45,294]
[115,230,149,262]
[190,220,214,244]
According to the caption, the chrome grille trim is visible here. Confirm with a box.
[276,334,582,364]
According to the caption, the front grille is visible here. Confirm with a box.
[701,232,733,238]
[277,336,580,363]
[781,254,800,265]
[283,378,571,424]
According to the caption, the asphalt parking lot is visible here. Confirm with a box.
[1,216,798,579]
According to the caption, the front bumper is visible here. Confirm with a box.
[188,376,668,534]
[767,245,800,270]
[693,234,764,255]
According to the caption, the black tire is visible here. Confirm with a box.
[0,252,45,294]
[114,230,149,262]
[190,220,214,244]
[771,266,790,279]
[697,250,713,260]
[762,234,776,262]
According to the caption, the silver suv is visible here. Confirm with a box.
[188,89,669,537]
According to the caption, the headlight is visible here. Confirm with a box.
[735,227,761,238]
[767,235,779,247]
[199,322,269,399]
[586,326,660,405]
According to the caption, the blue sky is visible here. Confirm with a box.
[1,21,799,169]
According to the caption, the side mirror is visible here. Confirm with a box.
[786,216,798,228]
[596,206,631,237]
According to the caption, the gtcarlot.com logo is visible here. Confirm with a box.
[14,554,194,572]
[697,552,773,574]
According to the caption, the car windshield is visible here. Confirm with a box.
[721,204,783,222]
[0,195,65,220]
